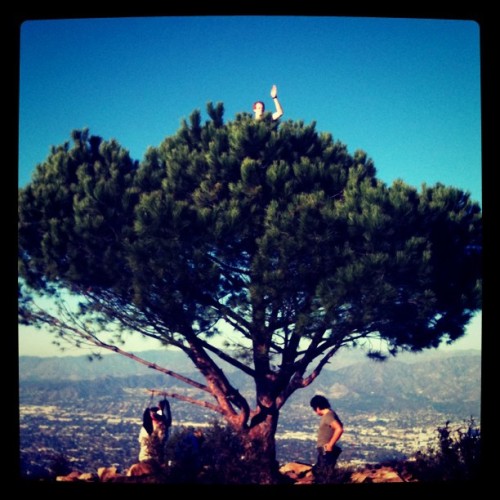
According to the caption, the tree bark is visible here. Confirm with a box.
[243,405,281,484]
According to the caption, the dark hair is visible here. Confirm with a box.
[142,407,153,435]
[310,395,330,410]
[148,406,164,423]
[253,100,265,111]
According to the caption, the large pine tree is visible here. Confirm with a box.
[18,105,482,482]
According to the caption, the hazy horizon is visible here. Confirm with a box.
[18,311,482,358]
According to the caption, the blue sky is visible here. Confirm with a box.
[18,15,482,356]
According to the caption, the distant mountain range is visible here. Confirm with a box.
[19,348,194,381]
[19,348,481,418]
[307,352,481,416]
[18,346,480,381]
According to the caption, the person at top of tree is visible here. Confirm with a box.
[253,84,284,121]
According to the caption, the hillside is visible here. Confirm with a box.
[18,346,481,379]
[308,354,481,413]
[19,349,194,381]
[18,349,481,477]
[19,349,481,417]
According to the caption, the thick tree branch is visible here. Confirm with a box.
[22,304,212,393]
[300,344,342,387]
[176,324,251,427]
[204,296,253,338]
[146,390,223,414]
[196,338,256,377]
[206,253,250,278]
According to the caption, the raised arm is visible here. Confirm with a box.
[270,84,284,120]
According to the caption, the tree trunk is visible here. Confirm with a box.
[240,404,281,484]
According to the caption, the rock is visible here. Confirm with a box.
[98,466,123,482]
[78,472,97,481]
[127,462,156,476]
[54,460,417,485]
[55,471,82,482]
[349,465,410,483]
[279,462,314,484]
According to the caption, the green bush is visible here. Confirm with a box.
[409,417,481,482]
[314,464,354,484]
[162,421,270,484]
[199,421,260,484]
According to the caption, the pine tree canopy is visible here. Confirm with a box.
[19,104,482,390]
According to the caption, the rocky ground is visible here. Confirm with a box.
[51,460,417,485]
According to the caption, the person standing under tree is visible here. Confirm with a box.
[310,394,344,482]
[138,406,169,465]
[253,84,284,121]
